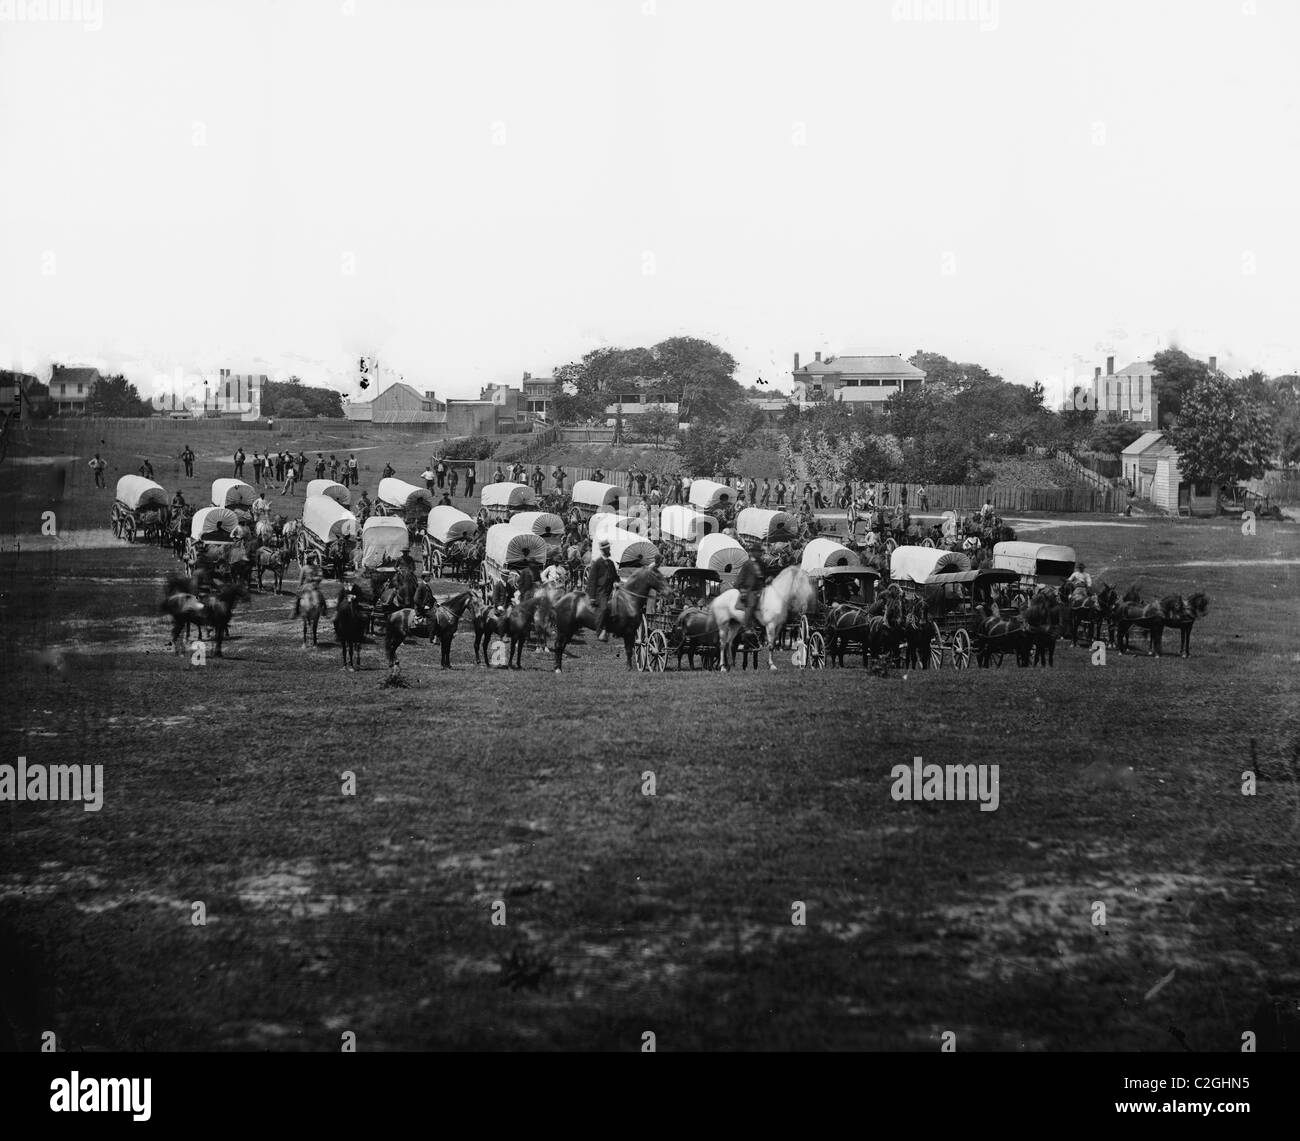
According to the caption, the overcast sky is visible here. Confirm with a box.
[3,0,1298,407]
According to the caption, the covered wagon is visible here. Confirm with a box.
[509,511,566,547]
[299,495,359,575]
[800,537,863,572]
[305,478,351,506]
[480,481,538,524]
[481,523,548,602]
[111,475,169,542]
[212,478,257,514]
[687,479,735,514]
[695,533,750,579]
[659,505,718,544]
[423,505,479,576]
[991,541,1077,589]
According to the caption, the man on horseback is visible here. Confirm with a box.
[413,571,437,631]
[588,538,618,642]
[1067,562,1092,592]
[734,554,764,634]
[253,489,273,524]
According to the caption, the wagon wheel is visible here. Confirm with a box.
[808,630,826,670]
[952,627,972,669]
[921,537,934,548]
[929,621,943,669]
[647,628,669,672]
[430,548,444,578]
[799,614,812,646]
[422,535,434,574]
[121,514,137,543]
[885,537,897,555]
[480,563,492,603]
[635,616,650,671]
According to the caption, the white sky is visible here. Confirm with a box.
[3,0,1298,408]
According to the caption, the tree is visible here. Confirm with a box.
[262,377,343,418]
[1088,420,1145,454]
[907,350,1000,393]
[1164,375,1276,489]
[87,374,152,417]
[639,408,677,449]
[1151,349,1210,423]
[275,396,311,419]
[650,336,740,422]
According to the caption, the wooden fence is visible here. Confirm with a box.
[1056,451,1120,493]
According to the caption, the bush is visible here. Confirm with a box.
[441,436,495,461]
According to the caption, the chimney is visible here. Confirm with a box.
[793,353,800,371]
[1106,356,1114,376]
[523,371,531,382]
[815,351,822,363]
[1094,366,1101,381]
[1208,355,1217,373]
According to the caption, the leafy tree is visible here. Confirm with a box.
[907,350,1000,393]
[638,408,677,449]
[87,374,152,417]
[1165,375,1276,489]
[1088,420,1145,454]
[1151,349,1210,423]
[651,336,740,421]
[1271,375,1300,471]
[263,377,343,418]
[274,396,312,419]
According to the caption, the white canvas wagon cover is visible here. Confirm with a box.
[801,537,863,572]
[115,475,168,511]
[695,533,749,576]
[736,507,795,543]
[303,496,358,543]
[659,505,718,542]
[425,505,477,545]
[602,529,659,568]
[588,513,632,542]
[570,480,621,510]
[306,479,351,506]
[360,516,409,567]
[191,506,239,540]
[890,546,972,583]
[378,477,434,513]
[687,479,734,511]
[480,482,538,510]
[509,511,565,542]
[485,524,547,568]
[992,541,1077,584]
[211,478,256,509]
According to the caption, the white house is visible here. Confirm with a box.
[1120,431,1220,515]
[790,352,925,407]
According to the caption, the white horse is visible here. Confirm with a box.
[707,565,817,672]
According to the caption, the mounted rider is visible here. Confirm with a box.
[1067,561,1093,593]
[587,537,619,642]
[734,554,764,633]
[413,571,437,627]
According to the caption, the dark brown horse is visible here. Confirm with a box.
[549,566,667,672]
[669,609,719,670]
[902,595,937,669]
[1158,592,1208,657]
[425,590,477,668]
[333,584,366,670]
[1115,598,1165,656]
[199,581,246,657]
[824,604,872,668]
[294,581,327,648]
[973,601,1030,667]
[1023,587,1060,665]
[255,546,290,593]
[864,596,906,671]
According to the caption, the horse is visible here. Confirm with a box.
[469,593,509,665]
[163,588,208,651]
[863,596,906,672]
[333,584,366,670]
[1158,591,1208,657]
[1067,584,1102,646]
[973,601,1030,667]
[550,565,668,672]
[669,608,720,670]
[197,581,246,657]
[293,581,327,648]
[425,590,477,668]
[824,603,872,668]
[255,547,290,594]
[1115,598,1166,656]
[500,593,551,669]
[902,595,937,669]
[1022,588,1060,666]
[707,565,818,673]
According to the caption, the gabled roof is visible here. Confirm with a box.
[1120,430,1166,457]
[51,367,101,386]
[794,355,926,379]
[1110,360,1156,377]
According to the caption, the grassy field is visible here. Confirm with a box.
[1,428,1299,1051]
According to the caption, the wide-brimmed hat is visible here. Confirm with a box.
[599,539,611,551]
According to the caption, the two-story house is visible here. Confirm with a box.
[49,365,101,414]
[790,352,926,407]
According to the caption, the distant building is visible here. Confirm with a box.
[521,372,556,421]
[346,379,447,424]
[1121,431,1220,515]
[1091,354,1224,425]
[790,352,926,407]
[746,394,793,423]
[0,370,47,418]
[49,365,101,414]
